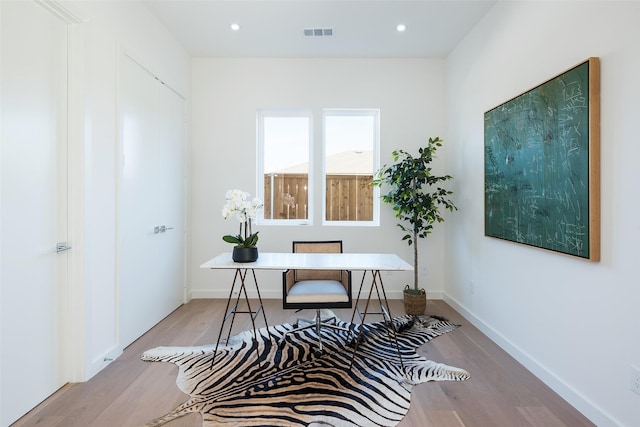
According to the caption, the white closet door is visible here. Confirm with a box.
[118,55,185,348]
[154,81,186,313]
[1,1,69,425]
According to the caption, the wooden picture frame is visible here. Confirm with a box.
[484,58,600,261]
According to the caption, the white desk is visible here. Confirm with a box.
[200,252,413,367]
[200,252,412,272]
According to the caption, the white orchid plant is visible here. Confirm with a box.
[221,189,263,248]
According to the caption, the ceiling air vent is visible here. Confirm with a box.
[304,28,333,37]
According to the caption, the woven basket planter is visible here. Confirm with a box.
[403,285,426,316]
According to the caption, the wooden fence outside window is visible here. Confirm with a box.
[264,173,373,221]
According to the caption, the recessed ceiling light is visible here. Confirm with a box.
[230,23,240,31]
[396,24,407,32]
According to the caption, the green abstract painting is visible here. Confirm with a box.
[484,58,600,260]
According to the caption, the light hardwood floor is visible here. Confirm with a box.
[12,299,595,427]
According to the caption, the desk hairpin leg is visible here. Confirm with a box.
[210,268,271,369]
[349,273,367,326]
[349,270,404,371]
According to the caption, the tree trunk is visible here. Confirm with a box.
[412,177,419,291]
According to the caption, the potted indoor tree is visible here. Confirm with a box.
[373,137,457,315]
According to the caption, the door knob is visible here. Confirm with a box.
[154,225,174,234]
[56,242,72,253]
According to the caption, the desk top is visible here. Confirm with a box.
[200,252,413,271]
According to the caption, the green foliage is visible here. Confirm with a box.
[373,136,457,291]
[222,220,259,248]
[222,231,259,248]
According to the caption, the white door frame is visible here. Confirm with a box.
[35,0,87,382]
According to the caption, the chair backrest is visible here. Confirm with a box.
[292,240,342,282]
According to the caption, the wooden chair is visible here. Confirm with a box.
[281,240,352,355]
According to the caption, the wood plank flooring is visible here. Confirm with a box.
[11,299,595,427]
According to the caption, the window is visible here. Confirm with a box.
[257,108,379,226]
[323,110,379,225]
[257,110,312,224]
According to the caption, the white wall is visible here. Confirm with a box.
[445,2,640,426]
[62,0,190,379]
[190,58,450,299]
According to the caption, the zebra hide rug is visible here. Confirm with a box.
[141,312,469,427]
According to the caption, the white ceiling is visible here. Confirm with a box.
[142,0,496,58]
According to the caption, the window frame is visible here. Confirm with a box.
[256,109,313,226]
[321,109,380,227]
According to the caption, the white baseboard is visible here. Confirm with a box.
[442,293,620,427]
[87,345,122,380]
[189,289,283,299]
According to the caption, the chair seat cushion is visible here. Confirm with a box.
[286,280,349,304]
